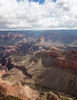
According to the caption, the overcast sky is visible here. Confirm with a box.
[0,0,77,30]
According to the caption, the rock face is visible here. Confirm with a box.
[38,67,77,97]
[56,58,77,70]
[0,78,75,100]
[22,48,76,97]
[33,49,77,70]
[0,70,6,77]
[30,49,60,67]
[55,50,77,70]
[0,55,32,78]
[0,94,21,100]
[33,49,77,97]
[0,79,29,100]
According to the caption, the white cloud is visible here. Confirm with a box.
[0,0,77,30]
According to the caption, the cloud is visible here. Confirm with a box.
[0,0,77,30]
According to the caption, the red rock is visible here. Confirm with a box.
[0,79,30,100]
[55,50,77,70]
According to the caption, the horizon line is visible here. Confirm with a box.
[0,29,77,31]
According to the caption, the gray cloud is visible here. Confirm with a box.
[57,2,65,7]
[63,6,70,11]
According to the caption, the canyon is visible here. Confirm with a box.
[0,31,77,100]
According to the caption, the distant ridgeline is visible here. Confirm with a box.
[0,30,77,45]
[0,30,77,36]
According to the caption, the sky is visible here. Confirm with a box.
[0,0,77,30]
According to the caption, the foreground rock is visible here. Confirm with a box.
[0,47,77,100]
[28,49,77,98]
